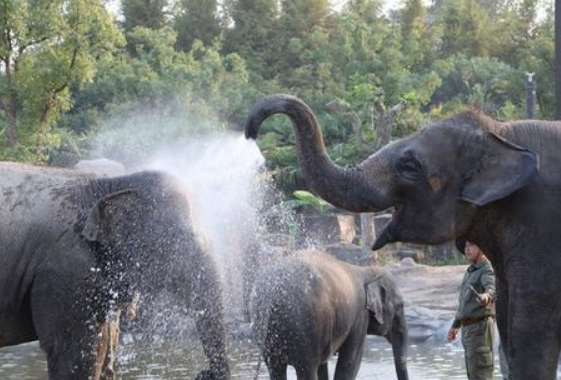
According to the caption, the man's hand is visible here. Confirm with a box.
[477,293,491,306]
[447,327,459,342]
[469,285,491,306]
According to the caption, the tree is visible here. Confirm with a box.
[0,0,123,160]
[174,0,222,51]
[439,0,489,58]
[121,0,167,33]
[223,0,279,76]
[401,0,424,40]
[279,0,331,37]
[485,0,540,66]
[556,0,561,118]
[399,0,441,70]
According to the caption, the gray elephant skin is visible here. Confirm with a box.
[0,163,230,380]
[245,94,561,380]
[250,251,409,380]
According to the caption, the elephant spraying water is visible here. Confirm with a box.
[244,94,561,380]
[0,163,230,380]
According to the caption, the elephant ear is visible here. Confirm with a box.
[366,281,386,325]
[82,189,138,243]
[460,132,539,206]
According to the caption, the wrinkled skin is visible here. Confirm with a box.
[250,251,409,380]
[0,163,230,380]
[245,94,561,380]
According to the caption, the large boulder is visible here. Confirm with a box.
[301,213,356,245]
[386,259,467,342]
[324,243,372,266]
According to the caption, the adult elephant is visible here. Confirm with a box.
[0,163,230,380]
[244,94,560,380]
[250,251,409,380]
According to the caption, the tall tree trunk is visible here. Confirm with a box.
[5,101,18,147]
[2,57,19,146]
[555,0,561,120]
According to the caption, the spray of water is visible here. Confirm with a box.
[84,105,305,378]
[145,133,266,317]
[90,107,297,325]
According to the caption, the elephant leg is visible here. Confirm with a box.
[265,358,288,380]
[294,364,319,380]
[495,279,509,379]
[508,327,559,380]
[175,253,229,380]
[317,362,328,380]
[31,269,106,379]
[36,306,118,380]
[333,327,367,380]
[507,286,560,380]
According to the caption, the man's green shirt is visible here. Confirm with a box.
[452,258,496,328]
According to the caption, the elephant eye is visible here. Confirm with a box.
[398,156,422,181]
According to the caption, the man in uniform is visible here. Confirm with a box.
[447,240,496,380]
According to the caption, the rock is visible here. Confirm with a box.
[396,249,425,263]
[324,243,372,266]
[400,257,417,267]
[386,261,467,342]
[263,233,296,249]
[301,214,356,245]
[404,305,450,342]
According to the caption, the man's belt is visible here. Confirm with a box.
[461,315,494,326]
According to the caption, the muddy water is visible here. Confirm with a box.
[0,336,509,380]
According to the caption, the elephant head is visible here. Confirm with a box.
[245,94,538,250]
[366,271,409,380]
[80,172,230,380]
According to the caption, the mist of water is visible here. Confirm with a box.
[145,133,266,317]
[89,103,285,319]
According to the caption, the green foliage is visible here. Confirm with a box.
[284,190,335,214]
[0,0,554,198]
[223,0,279,76]
[174,0,222,51]
[0,0,124,161]
[430,55,523,117]
[64,28,253,140]
[438,0,490,58]
[122,0,167,33]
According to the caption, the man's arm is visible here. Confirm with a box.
[481,266,496,299]
[478,266,496,306]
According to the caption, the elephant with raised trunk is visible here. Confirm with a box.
[245,94,561,380]
[0,163,230,380]
[250,251,409,380]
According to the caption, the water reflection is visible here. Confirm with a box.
[0,336,509,380]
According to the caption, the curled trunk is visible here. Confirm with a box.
[245,94,392,213]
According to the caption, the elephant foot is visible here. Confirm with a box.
[194,367,230,380]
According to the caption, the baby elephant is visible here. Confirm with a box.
[250,251,409,380]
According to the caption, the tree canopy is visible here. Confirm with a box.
[0,0,555,191]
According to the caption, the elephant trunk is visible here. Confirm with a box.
[245,94,394,213]
[192,256,231,380]
[390,313,410,380]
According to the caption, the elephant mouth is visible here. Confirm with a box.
[372,204,402,250]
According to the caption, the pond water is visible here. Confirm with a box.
[0,336,508,380]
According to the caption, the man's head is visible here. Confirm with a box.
[464,240,486,264]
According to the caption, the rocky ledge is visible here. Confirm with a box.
[386,258,467,343]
